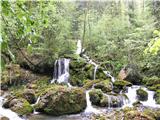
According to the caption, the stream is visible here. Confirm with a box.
[0,39,160,120]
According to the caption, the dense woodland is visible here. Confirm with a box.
[1,0,160,120]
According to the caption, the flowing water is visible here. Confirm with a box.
[123,85,160,108]
[75,39,82,55]
[84,90,101,114]
[51,58,71,86]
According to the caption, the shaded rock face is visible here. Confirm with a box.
[118,64,143,85]
[113,80,132,93]
[136,88,148,101]
[35,86,86,116]
[3,97,33,115]
[23,89,36,104]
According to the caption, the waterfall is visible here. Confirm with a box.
[51,58,70,85]
[93,65,98,80]
[76,39,82,55]
[103,71,115,82]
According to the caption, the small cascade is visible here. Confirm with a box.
[76,39,82,55]
[51,58,70,85]
[123,85,160,108]
[0,96,24,120]
[106,94,127,108]
[103,71,115,82]
[85,90,101,114]
[93,65,98,80]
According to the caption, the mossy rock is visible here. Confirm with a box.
[113,80,132,93]
[94,79,112,93]
[35,85,86,116]
[154,90,160,104]
[83,80,101,90]
[143,108,160,120]
[136,88,148,101]
[8,98,33,115]
[89,89,103,106]
[132,100,142,107]
[143,76,160,86]
[124,110,155,120]
[147,84,160,91]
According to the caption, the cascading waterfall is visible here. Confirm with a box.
[85,90,101,114]
[123,85,160,108]
[51,58,70,86]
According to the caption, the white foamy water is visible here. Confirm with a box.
[76,40,82,55]
[123,85,160,108]
[51,58,70,84]
[0,96,24,120]
[84,90,101,114]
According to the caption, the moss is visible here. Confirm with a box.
[147,84,160,91]
[10,98,33,115]
[124,110,155,120]
[143,108,158,120]
[35,85,86,116]
[136,88,148,101]
[143,76,160,86]
[113,80,132,93]
[89,89,103,105]
[83,80,101,90]
[154,90,160,104]
[94,79,112,93]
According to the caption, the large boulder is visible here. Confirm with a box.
[35,85,86,116]
[118,64,143,85]
[94,79,112,93]
[136,88,148,101]
[113,80,132,93]
[3,97,33,115]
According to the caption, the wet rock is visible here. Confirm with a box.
[113,80,132,93]
[94,79,112,93]
[0,90,5,96]
[136,88,148,101]
[35,85,86,116]
[23,89,36,104]
[0,116,9,120]
[132,100,142,107]
[118,64,143,85]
